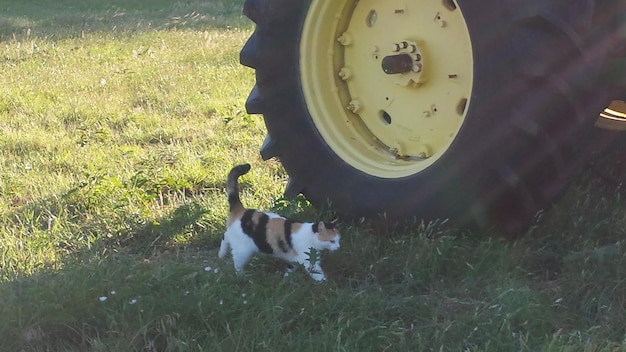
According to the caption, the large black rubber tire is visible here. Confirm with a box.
[240,0,616,235]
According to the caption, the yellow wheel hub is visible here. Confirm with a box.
[301,0,474,178]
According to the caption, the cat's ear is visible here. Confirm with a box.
[317,221,326,231]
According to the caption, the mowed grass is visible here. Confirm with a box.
[1,1,626,351]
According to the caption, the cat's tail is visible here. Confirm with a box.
[227,163,251,212]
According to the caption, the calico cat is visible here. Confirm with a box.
[219,163,340,281]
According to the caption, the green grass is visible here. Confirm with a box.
[1,1,626,351]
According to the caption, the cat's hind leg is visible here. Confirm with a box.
[232,248,255,274]
[218,234,230,258]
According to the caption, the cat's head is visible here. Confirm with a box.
[314,221,341,251]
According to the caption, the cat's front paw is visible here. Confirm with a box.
[308,271,326,282]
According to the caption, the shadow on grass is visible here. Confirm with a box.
[99,201,216,254]
[0,0,248,41]
[0,193,228,350]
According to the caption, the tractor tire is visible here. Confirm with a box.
[240,0,615,234]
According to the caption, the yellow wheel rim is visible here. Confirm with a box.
[596,100,626,131]
[301,0,474,178]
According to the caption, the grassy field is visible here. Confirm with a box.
[1,0,626,351]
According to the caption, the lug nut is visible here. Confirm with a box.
[347,100,362,113]
[338,67,352,80]
[337,32,353,46]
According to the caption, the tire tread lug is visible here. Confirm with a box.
[260,134,279,160]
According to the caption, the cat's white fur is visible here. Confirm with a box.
[219,211,340,281]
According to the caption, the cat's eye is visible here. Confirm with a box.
[330,240,336,244]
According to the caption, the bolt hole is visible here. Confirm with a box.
[380,110,392,125]
[366,10,377,27]
[442,0,457,10]
[457,98,468,115]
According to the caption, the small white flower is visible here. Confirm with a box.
[99,296,107,302]
[204,266,212,272]
[241,293,246,298]
[129,298,138,305]
[219,300,224,305]
[243,300,248,305]
[184,291,190,296]
[110,290,117,295]
[213,268,220,274]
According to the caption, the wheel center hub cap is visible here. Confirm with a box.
[380,40,425,86]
